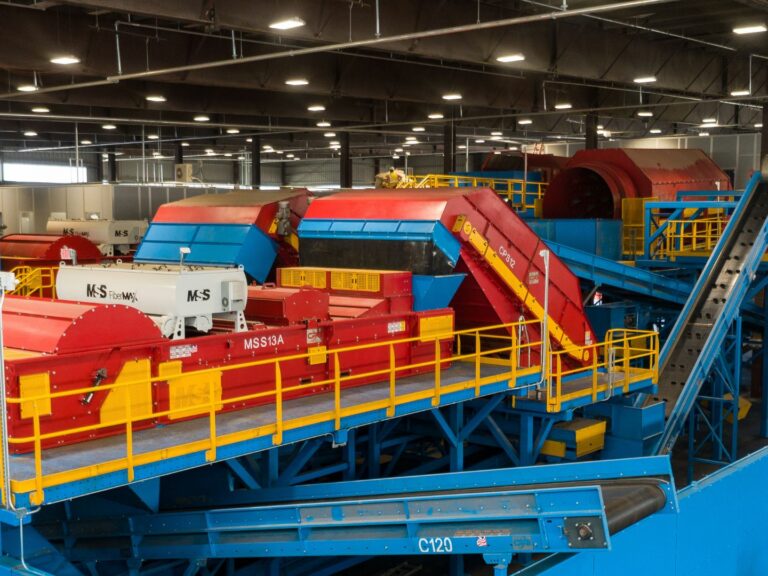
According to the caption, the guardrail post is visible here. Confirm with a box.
[591,344,598,403]
[206,370,217,462]
[432,339,442,407]
[125,396,134,482]
[32,404,43,506]
[334,352,342,429]
[623,338,630,393]
[387,344,396,417]
[509,327,517,387]
[272,362,283,445]
[474,331,481,396]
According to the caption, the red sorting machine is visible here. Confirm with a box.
[3,284,453,452]
[0,234,103,270]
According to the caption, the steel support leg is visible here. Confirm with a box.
[449,403,464,472]
[762,291,768,438]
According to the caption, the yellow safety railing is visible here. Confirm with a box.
[547,329,659,412]
[397,174,547,212]
[1,321,657,507]
[657,217,729,261]
[9,265,58,298]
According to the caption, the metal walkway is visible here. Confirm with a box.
[654,170,768,454]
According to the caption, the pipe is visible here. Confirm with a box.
[375,0,381,38]
[115,21,123,75]
[0,0,679,100]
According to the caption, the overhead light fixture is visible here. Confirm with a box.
[491,131,503,136]
[496,53,525,63]
[493,151,502,155]
[733,24,767,35]
[699,132,710,137]
[23,130,37,137]
[650,129,662,134]
[428,113,444,119]
[205,148,215,154]
[80,139,92,144]
[703,117,717,123]
[307,104,325,112]
[442,93,462,101]
[101,153,108,159]
[263,144,273,150]
[402,143,411,147]
[756,123,764,128]
[634,76,657,84]
[324,132,336,137]
[285,78,309,86]
[508,146,519,151]
[458,144,467,149]
[147,134,159,140]
[246,137,253,143]
[293,157,300,161]
[392,154,400,160]
[194,115,210,122]
[701,122,718,128]
[181,142,190,147]
[50,55,80,65]
[31,106,49,113]
[731,89,751,97]
[226,128,240,134]
[269,17,305,30]
[412,126,425,132]
[102,124,117,130]
[395,147,403,152]
[238,155,246,160]
[146,95,166,102]
[152,151,162,157]
[330,140,340,146]
[17,84,38,92]
[554,103,572,110]
[275,150,284,154]
[518,118,533,125]
[597,124,604,130]
[225,153,233,157]
[637,111,653,117]
[405,136,417,141]
[286,153,295,158]
[317,121,331,127]
[330,144,340,150]
[475,138,486,143]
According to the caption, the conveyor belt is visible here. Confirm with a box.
[654,169,768,454]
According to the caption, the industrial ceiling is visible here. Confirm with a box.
[0,0,767,161]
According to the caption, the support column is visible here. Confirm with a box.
[762,291,768,438]
[96,149,105,182]
[340,132,352,188]
[251,135,261,188]
[175,142,184,165]
[443,122,456,173]
[108,147,117,182]
[585,112,598,150]
[761,104,768,165]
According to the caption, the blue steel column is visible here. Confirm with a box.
[449,403,464,472]
[762,292,768,438]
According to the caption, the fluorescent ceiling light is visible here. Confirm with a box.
[324,132,336,137]
[650,129,662,134]
[194,115,210,122]
[428,113,444,119]
[152,151,162,157]
[392,154,400,160]
[317,121,331,127]
[699,132,710,137]
[731,89,751,97]
[146,95,166,102]
[597,124,604,129]
[734,24,767,35]
[181,142,190,147]
[509,146,519,151]
[330,141,340,146]
[702,117,717,123]
[442,93,462,101]
[269,17,305,30]
[637,111,653,117]
[224,153,233,157]
[285,78,309,86]
[17,85,38,92]
[50,55,80,65]
[31,107,49,113]
[275,150,284,154]
[147,134,159,140]
[80,139,92,144]
[475,138,486,143]
[394,147,403,152]
[226,128,240,134]
[102,124,117,130]
[496,53,525,63]
[307,104,325,112]
[701,122,718,128]
[634,76,657,84]
[412,126,425,132]
[458,144,467,149]
[405,136,417,141]
[491,131,503,136]
[554,103,572,110]
[286,153,295,158]
[23,130,37,136]
[756,123,764,128]
[518,118,533,125]
[493,151,501,155]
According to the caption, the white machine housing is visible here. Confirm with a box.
[46,219,149,256]
[56,262,248,339]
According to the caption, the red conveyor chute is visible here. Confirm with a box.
[542,148,732,219]
[3,296,162,354]
[303,188,594,366]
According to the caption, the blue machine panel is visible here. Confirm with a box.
[135,222,277,282]
[529,219,623,260]
[298,219,462,267]
[412,274,466,311]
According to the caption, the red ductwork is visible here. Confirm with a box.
[542,149,732,219]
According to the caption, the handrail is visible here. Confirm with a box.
[0,320,657,506]
[9,265,58,298]
[400,173,547,212]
